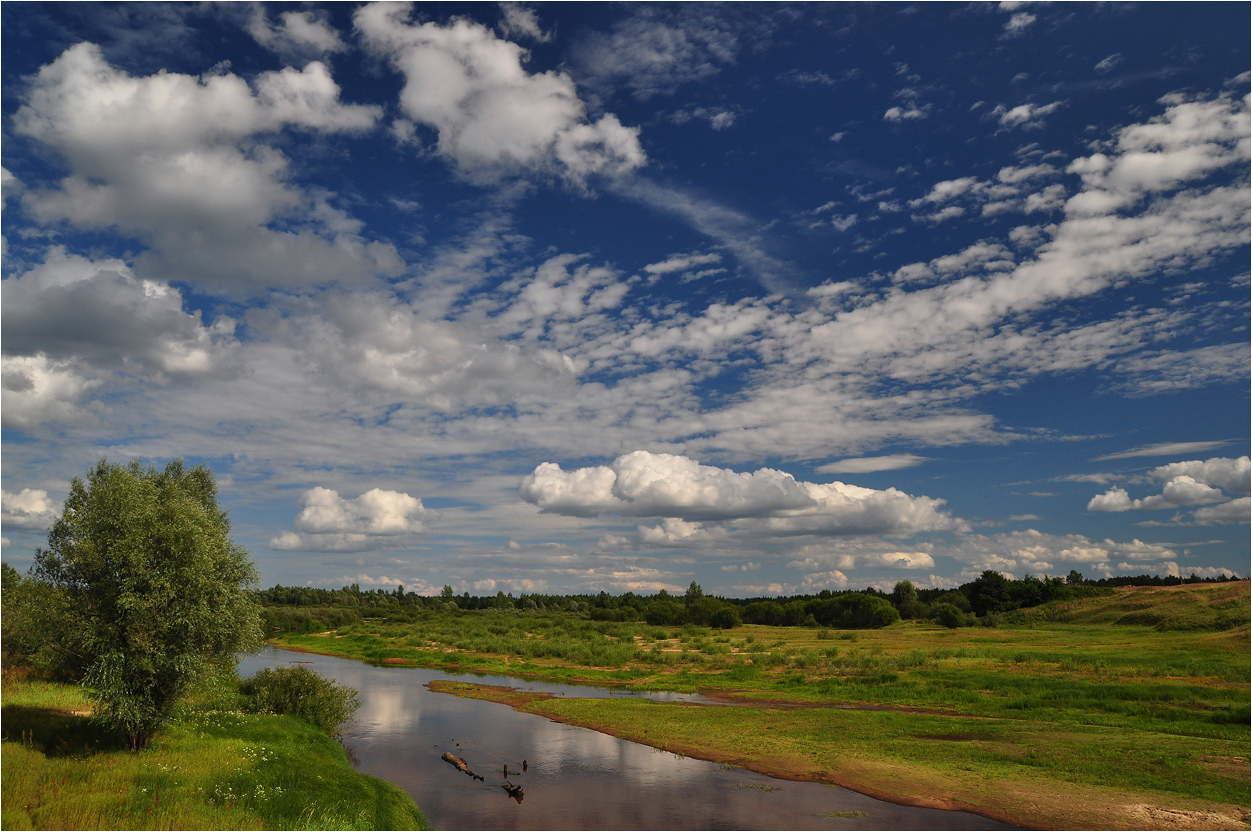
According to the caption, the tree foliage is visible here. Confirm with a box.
[32,459,263,749]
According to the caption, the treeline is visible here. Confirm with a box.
[256,570,1243,632]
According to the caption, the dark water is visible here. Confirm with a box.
[238,646,1012,830]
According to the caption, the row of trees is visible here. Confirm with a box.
[256,569,1244,632]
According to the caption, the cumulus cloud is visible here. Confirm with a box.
[270,486,427,551]
[520,450,959,536]
[3,248,239,379]
[248,7,347,56]
[12,42,395,294]
[1151,457,1251,495]
[1,354,100,430]
[1,488,60,530]
[1192,497,1251,525]
[939,529,1176,576]
[355,2,645,183]
[1088,457,1250,524]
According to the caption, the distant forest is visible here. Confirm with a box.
[255,570,1246,632]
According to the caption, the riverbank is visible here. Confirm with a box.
[430,679,1247,831]
[268,583,1250,830]
[0,670,427,830]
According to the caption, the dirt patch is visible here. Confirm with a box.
[1124,802,1251,831]
[1199,755,1251,781]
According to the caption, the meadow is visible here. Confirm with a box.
[0,669,427,830]
[273,583,1251,830]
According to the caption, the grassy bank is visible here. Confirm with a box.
[0,670,427,830]
[272,583,1251,830]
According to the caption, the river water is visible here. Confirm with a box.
[239,645,1012,830]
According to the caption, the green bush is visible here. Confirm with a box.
[709,607,741,629]
[934,603,966,629]
[240,666,360,735]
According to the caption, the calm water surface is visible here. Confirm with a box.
[239,646,1012,831]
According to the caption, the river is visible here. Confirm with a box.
[239,645,1013,830]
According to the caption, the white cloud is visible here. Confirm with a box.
[498,3,551,43]
[992,101,1063,130]
[1002,11,1037,36]
[1088,478,1227,512]
[817,454,927,474]
[644,252,722,277]
[520,450,958,536]
[248,7,347,56]
[3,248,239,379]
[355,2,645,183]
[1094,53,1124,74]
[1095,441,1229,461]
[568,6,740,100]
[940,530,1176,576]
[1,354,100,430]
[270,486,427,551]
[12,43,394,294]
[884,103,930,122]
[1,488,59,530]
[1192,497,1251,525]
[1151,457,1250,495]
[1088,457,1250,522]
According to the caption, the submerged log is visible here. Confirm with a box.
[502,782,525,803]
[441,751,470,773]
[441,751,483,780]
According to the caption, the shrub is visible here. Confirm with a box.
[240,666,360,735]
[709,607,741,629]
[934,603,966,629]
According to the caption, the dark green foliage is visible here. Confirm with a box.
[644,600,687,626]
[709,607,741,629]
[968,570,1014,616]
[934,604,967,629]
[239,666,361,735]
[30,458,262,749]
[808,593,901,629]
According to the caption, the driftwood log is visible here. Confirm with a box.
[441,751,484,781]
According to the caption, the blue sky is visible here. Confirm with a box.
[2,2,1248,596]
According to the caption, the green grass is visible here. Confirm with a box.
[1,671,427,830]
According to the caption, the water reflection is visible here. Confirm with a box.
[239,646,1013,831]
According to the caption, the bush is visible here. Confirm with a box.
[934,603,966,629]
[709,607,741,629]
[240,666,360,735]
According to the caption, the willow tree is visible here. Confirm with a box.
[34,459,262,749]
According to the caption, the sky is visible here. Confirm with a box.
[1,2,1248,598]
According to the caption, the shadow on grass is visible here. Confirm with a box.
[1,705,128,757]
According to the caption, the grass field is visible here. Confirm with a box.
[0,669,427,831]
[274,582,1251,830]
